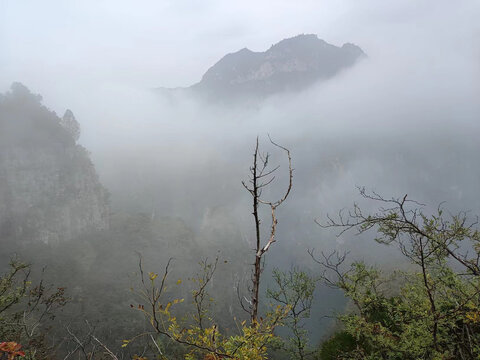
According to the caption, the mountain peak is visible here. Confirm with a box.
[172,34,365,102]
[269,34,323,49]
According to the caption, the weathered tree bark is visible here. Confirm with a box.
[242,136,293,324]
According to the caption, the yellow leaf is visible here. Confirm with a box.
[177,279,182,285]
[149,272,158,281]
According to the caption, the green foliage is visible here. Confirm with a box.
[0,259,30,333]
[0,258,67,360]
[318,192,480,359]
[0,83,75,146]
[267,268,316,360]
[127,259,290,360]
[319,331,357,360]
[1,211,252,357]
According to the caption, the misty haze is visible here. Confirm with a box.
[1,1,479,359]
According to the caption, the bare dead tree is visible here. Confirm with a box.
[308,249,350,291]
[241,136,293,324]
[64,323,96,360]
[63,320,120,360]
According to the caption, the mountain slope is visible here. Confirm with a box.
[161,34,365,101]
[0,83,109,244]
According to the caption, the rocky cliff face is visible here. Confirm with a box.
[0,83,109,244]
[162,34,365,102]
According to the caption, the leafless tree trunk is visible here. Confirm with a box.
[242,136,293,324]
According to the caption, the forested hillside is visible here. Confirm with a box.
[0,83,109,245]
[1,2,478,358]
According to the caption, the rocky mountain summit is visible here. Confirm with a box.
[0,83,109,244]
[162,34,365,101]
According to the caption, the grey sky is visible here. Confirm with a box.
[1,0,480,258]
[1,1,478,103]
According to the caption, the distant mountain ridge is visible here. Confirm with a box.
[159,34,365,101]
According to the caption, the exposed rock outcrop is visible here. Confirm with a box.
[159,34,365,102]
[0,83,109,244]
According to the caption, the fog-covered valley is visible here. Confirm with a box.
[1,1,479,359]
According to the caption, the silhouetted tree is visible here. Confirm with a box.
[241,136,293,324]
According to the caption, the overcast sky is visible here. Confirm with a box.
[1,0,480,235]
[1,1,478,101]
